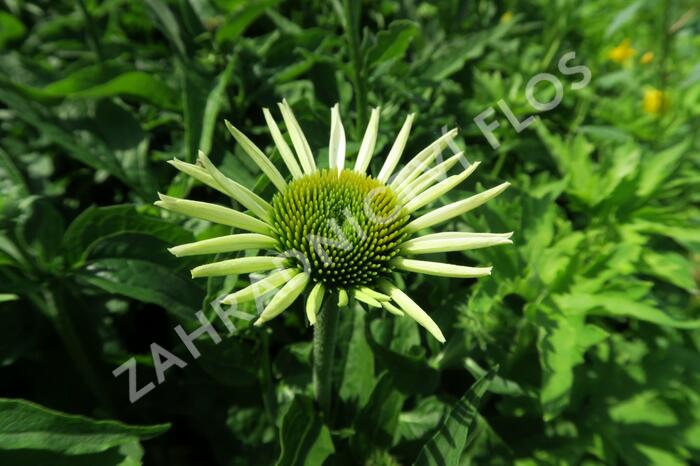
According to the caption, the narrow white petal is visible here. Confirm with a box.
[352,289,381,308]
[407,181,510,232]
[198,151,272,222]
[357,287,391,302]
[397,152,463,200]
[191,256,287,278]
[390,128,458,189]
[167,159,222,192]
[354,107,381,174]
[255,272,310,325]
[278,99,316,174]
[382,301,405,316]
[224,120,288,192]
[378,113,415,183]
[169,233,277,257]
[155,194,272,235]
[379,281,445,343]
[404,162,481,214]
[401,232,513,255]
[328,104,346,174]
[221,268,299,304]
[263,108,304,179]
[393,257,492,278]
[306,282,325,325]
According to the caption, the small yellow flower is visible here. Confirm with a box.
[643,88,669,115]
[640,51,654,64]
[608,39,636,64]
[500,11,513,23]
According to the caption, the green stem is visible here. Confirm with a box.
[313,294,339,417]
[342,0,368,135]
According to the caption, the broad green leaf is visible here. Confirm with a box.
[536,309,608,419]
[397,397,446,442]
[15,197,64,264]
[367,20,418,71]
[0,12,25,49]
[636,139,691,198]
[62,205,194,266]
[276,396,334,466]
[78,258,203,320]
[0,398,169,455]
[216,0,279,43]
[339,305,375,406]
[353,372,405,453]
[554,293,700,329]
[641,250,697,292]
[413,368,496,466]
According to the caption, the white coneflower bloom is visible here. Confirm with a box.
[156,100,512,343]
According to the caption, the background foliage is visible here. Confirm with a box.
[1,0,700,464]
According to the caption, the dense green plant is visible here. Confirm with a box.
[1,0,699,465]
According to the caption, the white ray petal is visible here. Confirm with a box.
[169,233,277,257]
[167,159,222,192]
[191,256,287,278]
[352,289,382,308]
[306,282,325,325]
[407,181,510,232]
[255,272,310,325]
[357,287,391,302]
[404,162,482,214]
[224,120,287,192]
[221,268,300,304]
[198,151,272,222]
[397,152,463,200]
[278,99,316,174]
[390,128,458,189]
[155,194,272,235]
[393,257,492,278]
[382,301,405,316]
[328,104,346,174]
[263,108,303,179]
[378,113,415,183]
[354,107,381,174]
[401,232,513,255]
[379,280,445,343]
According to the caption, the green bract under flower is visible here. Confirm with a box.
[271,168,408,288]
[157,99,514,342]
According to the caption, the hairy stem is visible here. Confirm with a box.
[313,294,339,417]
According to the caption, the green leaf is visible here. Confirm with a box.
[276,396,334,466]
[15,197,64,265]
[413,367,496,466]
[636,139,691,199]
[216,0,279,44]
[339,305,375,406]
[62,205,194,266]
[554,292,700,329]
[0,12,25,49]
[367,20,418,70]
[78,258,203,321]
[641,250,697,292]
[0,398,169,455]
[353,372,405,453]
[397,397,446,442]
[536,310,608,420]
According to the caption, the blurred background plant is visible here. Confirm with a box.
[0,0,699,465]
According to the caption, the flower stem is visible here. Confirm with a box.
[313,293,339,417]
[342,0,368,135]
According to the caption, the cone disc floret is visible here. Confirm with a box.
[271,168,408,288]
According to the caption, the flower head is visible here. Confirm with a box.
[643,88,669,115]
[157,100,512,342]
[640,51,654,64]
[608,39,636,64]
